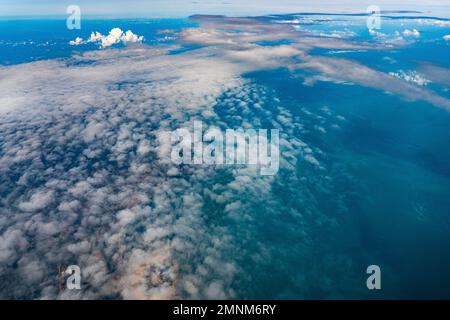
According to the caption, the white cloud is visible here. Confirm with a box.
[88,31,104,43]
[389,70,430,86]
[369,29,386,37]
[18,190,55,212]
[121,30,145,44]
[69,28,144,48]
[69,37,83,46]
[0,229,28,264]
[402,29,420,38]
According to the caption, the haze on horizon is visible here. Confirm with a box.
[1,0,450,18]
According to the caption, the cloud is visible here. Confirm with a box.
[0,229,28,264]
[0,39,307,299]
[418,63,450,87]
[402,29,420,38]
[291,54,450,110]
[69,37,83,46]
[1,12,449,300]
[18,190,55,212]
[416,19,450,28]
[389,70,430,86]
[369,29,386,37]
[69,28,144,48]
[444,35,450,41]
[88,31,104,43]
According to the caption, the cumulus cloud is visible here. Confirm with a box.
[368,29,386,37]
[418,63,450,87]
[416,19,450,28]
[18,190,55,212]
[69,37,83,46]
[69,28,144,48]
[88,31,103,43]
[402,29,420,38]
[0,35,307,299]
[291,54,450,110]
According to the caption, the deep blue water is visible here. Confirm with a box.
[238,66,450,298]
[0,18,196,65]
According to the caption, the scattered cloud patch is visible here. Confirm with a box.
[389,70,430,86]
[402,29,420,38]
[416,19,450,28]
[69,37,83,46]
[69,28,144,48]
[369,29,386,37]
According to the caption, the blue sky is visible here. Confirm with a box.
[1,0,450,18]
